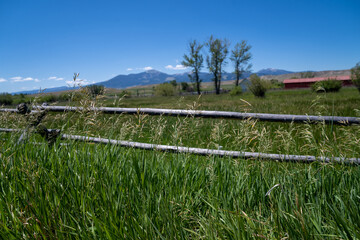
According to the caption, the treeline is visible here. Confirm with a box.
[0,85,105,106]
[0,92,73,106]
[0,93,32,106]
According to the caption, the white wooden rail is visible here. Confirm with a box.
[1,128,359,165]
[0,106,359,125]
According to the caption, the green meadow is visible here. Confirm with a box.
[0,87,359,239]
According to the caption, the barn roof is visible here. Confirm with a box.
[283,75,351,84]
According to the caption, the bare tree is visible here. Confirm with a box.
[206,35,229,94]
[181,40,204,95]
[230,41,252,86]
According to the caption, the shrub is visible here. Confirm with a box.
[71,92,86,101]
[120,90,131,98]
[270,79,285,89]
[59,90,92,102]
[59,91,85,102]
[351,62,360,92]
[59,92,72,101]
[229,86,243,96]
[38,94,58,103]
[180,82,194,92]
[13,93,31,105]
[248,74,267,97]
[0,93,13,105]
[169,80,177,87]
[181,82,189,91]
[86,85,104,98]
[155,83,176,96]
[311,79,342,93]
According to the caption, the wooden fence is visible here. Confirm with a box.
[1,128,359,165]
[1,104,359,164]
[1,105,359,125]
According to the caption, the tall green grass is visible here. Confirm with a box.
[0,137,359,239]
[0,87,359,238]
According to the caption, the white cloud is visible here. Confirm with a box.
[48,76,64,81]
[12,77,27,82]
[21,86,36,90]
[0,78,7,82]
[20,86,38,90]
[66,78,91,87]
[127,66,154,71]
[11,76,23,81]
[66,80,77,86]
[10,76,40,82]
[165,64,187,70]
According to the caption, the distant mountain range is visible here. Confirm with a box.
[100,68,295,89]
[100,70,243,89]
[11,68,295,94]
[256,68,293,76]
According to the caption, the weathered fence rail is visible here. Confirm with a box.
[1,127,359,165]
[1,106,359,125]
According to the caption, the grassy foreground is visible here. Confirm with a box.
[0,87,360,239]
[0,137,360,239]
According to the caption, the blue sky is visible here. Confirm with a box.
[0,0,359,93]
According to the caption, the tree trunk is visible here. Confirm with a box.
[235,72,240,86]
[216,72,221,94]
[195,72,201,95]
[214,72,220,94]
[197,83,201,95]
[215,78,220,94]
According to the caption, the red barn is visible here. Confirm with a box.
[284,75,352,89]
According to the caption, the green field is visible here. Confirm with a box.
[102,87,360,115]
[0,87,360,239]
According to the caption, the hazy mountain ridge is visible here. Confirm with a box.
[12,86,79,95]
[12,68,352,94]
[256,68,293,76]
[103,70,172,88]
[97,68,292,89]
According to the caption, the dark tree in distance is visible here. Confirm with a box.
[169,80,177,87]
[181,40,204,95]
[180,82,190,91]
[230,41,252,86]
[86,85,104,98]
[206,35,230,94]
[351,62,360,92]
